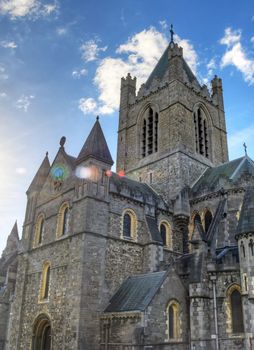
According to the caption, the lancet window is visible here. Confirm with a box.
[194,107,209,158]
[142,107,158,157]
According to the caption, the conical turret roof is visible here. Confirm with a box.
[27,153,50,193]
[76,118,113,165]
[237,187,254,236]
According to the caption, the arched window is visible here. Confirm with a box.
[32,315,51,350]
[194,107,209,158]
[194,213,201,225]
[123,213,131,238]
[56,202,70,238]
[241,241,245,258]
[122,209,137,240]
[167,300,180,340]
[204,210,213,233]
[249,239,254,256]
[40,262,51,301]
[160,221,172,249]
[34,214,45,247]
[228,287,244,334]
[142,107,158,157]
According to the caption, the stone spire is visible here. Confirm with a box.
[236,187,254,237]
[1,221,19,258]
[76,117,114,166]
[27,152,50,194]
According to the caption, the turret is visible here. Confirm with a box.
[23,152,50,250]
[76,116,113,182]
[211,75,224,111]
[120,73,136,112]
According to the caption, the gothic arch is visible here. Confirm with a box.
[56,202,70,239]
[225,284,244,334]
[34,213,46,247]
[137,102,160,159]
[159,220,172,249]
[166,299,181,341]
[121,208,138,241]
[32,314,52,350]
[39,261,51,301]
[193,103,212,159]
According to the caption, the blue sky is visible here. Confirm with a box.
[0,0,254,254]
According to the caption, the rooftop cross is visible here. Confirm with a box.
[170,24,175,44]
[243,142,247,156]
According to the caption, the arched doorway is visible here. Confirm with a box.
[32,315,52,350]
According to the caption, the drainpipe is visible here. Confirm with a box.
[211,275,219,350]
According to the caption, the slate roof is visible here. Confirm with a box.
[144,43,200,89]
[145,216,163,243]
[104,271,167,312]
[27,153,50,193]
[76,118,113,165]
[191,157,248,195]
[237,187,254,236]
[177,253,203,283]
[109,172,170,209]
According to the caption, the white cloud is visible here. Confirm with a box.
[0,92,7,98]
[16,94,34,112]
[251,36,254,44]
[79,26,199,116]
[80,39,107,62]
[0,0,58,19]
[220,27,254,84]
[1,40,17,48]
[72,68,87,79]
[220,27,241,47]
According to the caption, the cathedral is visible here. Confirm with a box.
[1,33,254,350]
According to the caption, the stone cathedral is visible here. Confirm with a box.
[1,34,254,350]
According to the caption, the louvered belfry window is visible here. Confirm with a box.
[142,107,158,157]
[194,108,209,158]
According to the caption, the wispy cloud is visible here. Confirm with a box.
[0,92,7,98]
[0,40,17,48]
[159,20,168,31]
[15,167,27,175]
[56,27,67,36]
[72,68,87,79]
[0,0,58,19]
[220,27,254,85]
[16,94,34,112]
[229,124,254,158]
[79,25,198,116]
[80,39,107,62]
[0,65,8,80]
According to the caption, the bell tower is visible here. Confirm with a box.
[116,30,228,200]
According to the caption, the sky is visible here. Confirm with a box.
[0,0,254,254]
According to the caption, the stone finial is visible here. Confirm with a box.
[60,136,66,148]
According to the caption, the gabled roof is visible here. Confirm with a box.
[76,118,113,165]
[104,271,166,313]
[191,156,254,195]
[27,153,50,193]
[237,187,254,236]
[144,43,200,89]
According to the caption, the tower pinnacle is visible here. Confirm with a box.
[170,24,175,45]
